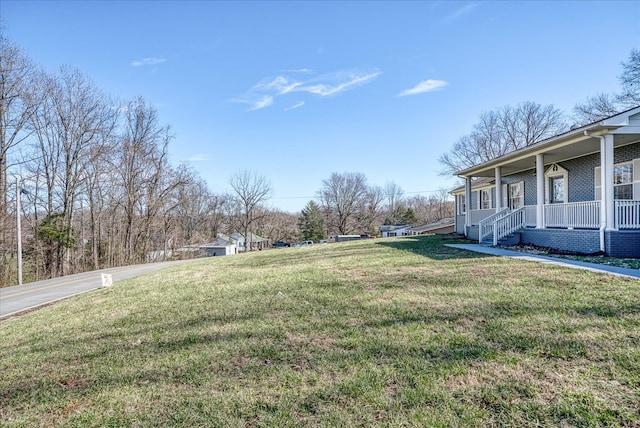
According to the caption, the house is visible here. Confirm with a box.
[380,224,411,237]
[229,232,269,252]
[451,106,640,258]
[406,218,455,235]
[200,237,237,257]
[380,218,455,237]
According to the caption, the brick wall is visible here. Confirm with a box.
[561,153,599,202]
[519,228,601,254]
[605,230,640,258]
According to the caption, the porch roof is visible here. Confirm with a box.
[455,106,640,178]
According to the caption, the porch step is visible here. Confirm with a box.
[481,232,521,246]
[497,232,521,246]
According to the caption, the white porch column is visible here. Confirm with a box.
[464,176,472,229]
[494,167,502,212]
[603,134,616,231]
[536,154,545,228]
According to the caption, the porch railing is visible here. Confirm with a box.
[469,199,640,240]
[478,208,510,243]
[544,201,600,229]
[493,207,526,246]
[615,200,640,229]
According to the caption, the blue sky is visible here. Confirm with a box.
[3,1,640,212]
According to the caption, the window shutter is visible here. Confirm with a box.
[594,166,601,200]
[634,158,640,200]
[502,184,508,208]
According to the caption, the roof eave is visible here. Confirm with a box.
[455,122,612,177]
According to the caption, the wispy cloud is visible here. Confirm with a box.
[187,154,210,162]
[249,95,274,111]
[284,101,305,111]
[443,3,479,23]
[131,57,167,67]
[295,71,382,97]
[254,76,303,95]
[233,68,382,111]
[398,79,448,97]
[280,68,314,74]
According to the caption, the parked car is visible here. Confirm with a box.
[360,234,376,239]
[272,241,290,247]
[300,240,313,246]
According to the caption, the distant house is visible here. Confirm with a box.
[200,237,237,257]
[450,106,640,257]
[380,218,455,237]
[406,218,455,235]
[380,225,410,238]
[229,232,269,252]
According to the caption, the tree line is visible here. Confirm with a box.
[0,37,454,287]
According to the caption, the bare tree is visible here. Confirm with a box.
[619,48,640,107]
[572,49,640,126]
[255,207,300,243]
[0,37,37,213]
[384,181,405,215]
[318,172,369,235]
[357,185,384,235]
[174,172,216,244]
[572,93,621,126]
[0,36,38,283]
[439,102,567,175]
[26,67,117,277]
[229,170,272,251]
[115,97,173,264]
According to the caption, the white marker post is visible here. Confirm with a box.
[101,273,113,287]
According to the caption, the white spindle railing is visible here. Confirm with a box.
[472,200,639,246]
[615,200,640,229]
[478,208,510,243]
[543,201,600,229]
[493,207,526,245]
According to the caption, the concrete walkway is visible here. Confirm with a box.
[445,244,640,280]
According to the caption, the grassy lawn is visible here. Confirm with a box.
[1,235,639,427]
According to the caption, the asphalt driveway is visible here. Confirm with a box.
[0,259,196,319]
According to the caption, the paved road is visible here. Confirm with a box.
[0,259,197,319]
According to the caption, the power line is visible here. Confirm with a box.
[271,189,452,200]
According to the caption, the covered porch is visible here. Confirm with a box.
[454,107,640,257]
[469,200,640,243]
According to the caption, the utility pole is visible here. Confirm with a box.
[16,176,23,286]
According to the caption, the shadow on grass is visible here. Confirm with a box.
[375,234,486,261]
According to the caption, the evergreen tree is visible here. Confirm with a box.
[298,200,325,242]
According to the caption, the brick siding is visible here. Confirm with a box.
[519,228,601,254]
[605,230,640,258]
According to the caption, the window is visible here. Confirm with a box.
[545,163,568,204]
[457,194,466,214]
[595,160,638,201]
[614,162,633,200]
[509,182,524,209]
[480,189,492,209]
[550,176,565,203]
